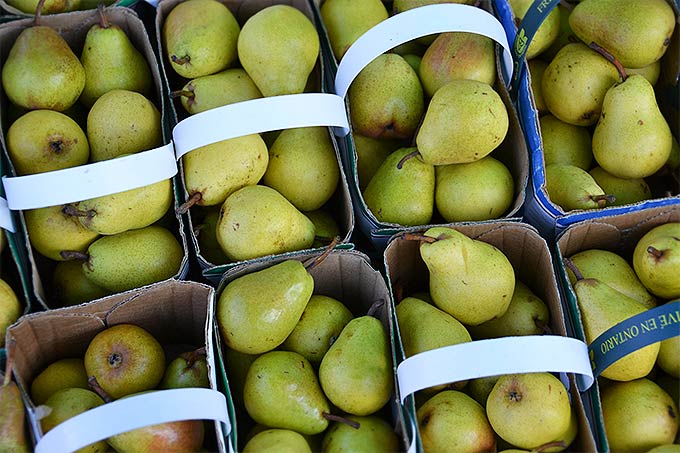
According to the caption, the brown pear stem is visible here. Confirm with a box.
[534,441,568,452]
[401,232,437,244]
[588,42,627,81]
[396,150,421,170]
[59,250,90,262]
[647,246,665,260]
[590,194,616,208]
[87,376,113,403]
[185,347,206,368]
[34,0,46,25]
[97,3,109,28]
[62,204,90,218]
[176,192,202,215]
[563,257,584,281]
[322,413,360,429]
[303,236,340,271]
[171,90,195,100]
[171,55,191,66]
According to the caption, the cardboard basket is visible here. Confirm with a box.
[555,204,680,451]
[383,221,597,452]
[4,278,233,453]
[0,6,190,309]
[212,247,412,451]
[311,1,528,250]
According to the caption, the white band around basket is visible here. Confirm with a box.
[2,143,177,211]
[0,197,15,232]
[397,335,595,403]
[34,388,230,453]
[171,93,350,160]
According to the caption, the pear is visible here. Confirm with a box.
[25,205,100,262]
[418,32,496,98]
[243,429,312,453]
[566,249,657,309]
[224,347,259,409]
[52,260,110,307]
[601,378,679,452]
[348,53,425,140]
[633,223,680,299]
[163,0,240,79]
[402,54,421,72]
[394,0,476,12]
[84,324,165,400]
[0,278,20,349]
[305,209,341,246]
[319,316,393,416]
[419,226,515,325]
[362,147,435,226]
[280,295,353,364]
[243,350,331,435]
[322,415,400,453]
[160,348,209,389]
[0,374,30,453]
[174,68,262,115]
[417,390,496,452]
[435,155,514,222]
[238,5,319,96]
[31,358,89,405]
[542,4,579,62]
[486,373,572,450]
[217,260,313,354]
[466,376,500,406]
[647,446,680,453]
[416,79,508,165]
[508,0,560,59]
[589,167,652,206]
[2,25,85,111]
[528,59,548,114]
[569,0,675,69]
[657,336,680,378]
[194,208,229,264]
[262,127,340,212]
[539,114,593,170]
[353,134,403,190]
[626,60,662,86]
[544,164,613,211]
[216,185,315,262]
[5,0,78,14]
[593,75,672,179]
[542,43,619,126]
[7,110,89,175]
[87,90,162,162]
[320,0,388,60]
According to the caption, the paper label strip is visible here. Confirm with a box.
[172,93,350,160]
[0,197,15,232]
[2,143,177,211]
[397,335,595,402]
[34,388,230,453]
[589,300,680,378]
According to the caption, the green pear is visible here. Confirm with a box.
[160,348,209,389]
[87,89,162,162]
[626,60,662,86]
[542,4,579,62]
[0,376,30,453]
[321,0,388,60]
[589,167,652,206]
[657,336,679,379]
[569,0,675,69]
[540,114,593,170]
[0,279,20,349]
[467,280,550,339]
[322,415,400,453]
[348,53,425,140]
[419,226,515,325]
[31,358,89,406]
[646,445,680,453]
[417,390,496,452]
[544,164,613,211]
[566,249,657,309]
[402,54,421,72]
[175,68,262,115]
[194,208,229,264]
[79,11,152,108]
[466,376,500,406]
[52,260,110,307]
[280,295,353,364]
[237,5,319,96]
[84,324,165,400]
[508,0,560,59]
[362,147,435,226]
[418,32,496,98]
[7,110,89,175]
[217,259,313,354]
[5,0,78,14]
[542,43,620,126]
[393,0,476,13]
[262,127,340,211]
[319,316,393,416]
[416,79,508,165]
[305,209,341,246]
[224,347,259,409]
[486,373,572,450]
[163,0,240,79]
[2,25,85,111]
[601,378,679,452]
[243,350,331,435]
[216,185,315,262]
[243,429,312,453]
[528,59,548,115]
[25,205,100,261]
[633,223,680,299]
[353,134,403,190]
[435,155,514,222]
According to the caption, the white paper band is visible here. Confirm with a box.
[397,335,594,403]
[34,388,230,453]
[2,143,177,211]
[0,197,15,232]
[172,93,350,160]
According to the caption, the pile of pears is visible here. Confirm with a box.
[510,0,679,211]
[564,222,680,451]
[161,0,342,264]
[215,257,400,452]
[1,6,183,305]
[4,0,114,16]
[28,323,212,452]
[321,0,516,225]
[394,226,578,451]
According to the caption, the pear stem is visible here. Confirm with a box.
[396,150,421,170]
[588,42,627,81]
[563,257,584,281]
[35,0,45,25]
[97,3,109,28]
[171,90,195,100]
[3,353,13,387]
[322,413,360,429]
[303,236,340,271]
[171,55,191,66]
[534,441,568,452]
[185,347,206,368]
[590,194,616,208]
[401,233,437,244]
[177,192,202,215]
[87,376,113,403]
[62,204,90,218]
[647,246,665,260]
[59,250,90,262]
